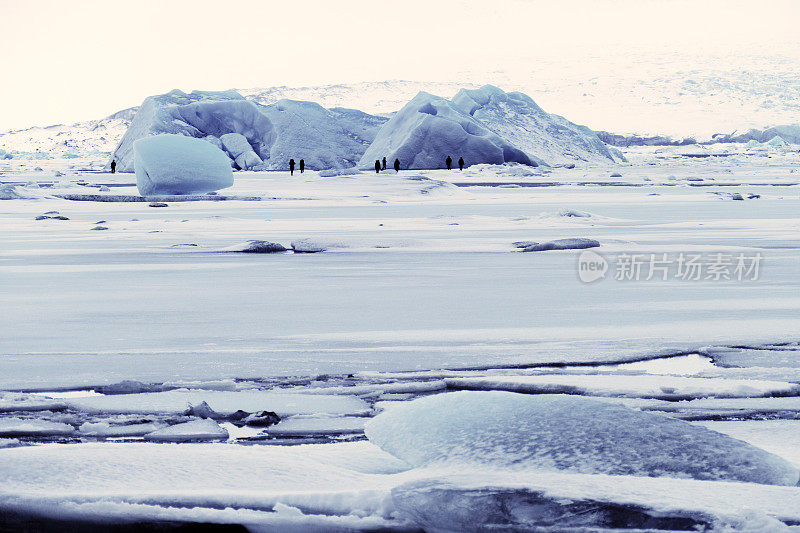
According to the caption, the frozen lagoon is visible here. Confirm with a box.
[1,146,799,530]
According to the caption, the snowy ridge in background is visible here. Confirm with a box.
[3,45,800,159]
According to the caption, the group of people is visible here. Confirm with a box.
[374,157,400,173]
[445,156,465,171]
[372,155,466,174]
[288,158,305,176]
[287,155,465,175]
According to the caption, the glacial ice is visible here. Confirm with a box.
[110,89,387,172]
[364,391,799,485]
[358,91,537,170]
[133,134,234,195]
[259,100,387,170]
[219,132,263,170]
[452,85,625,165]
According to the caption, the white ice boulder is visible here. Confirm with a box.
[144,418,228,442]
[452,85,625,165]
[220,132,263,170]
[365,391,799,486]
[359,91,537,170]
[133,134,234,196]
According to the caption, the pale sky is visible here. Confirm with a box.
[1,0,798,130]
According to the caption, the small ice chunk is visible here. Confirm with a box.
[79,421,166,437]
[144,419,228,442]
[522,238,600,252]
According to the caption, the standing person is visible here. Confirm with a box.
[382,157,387,170]
[375,160,381,174]
[458,157,464,171]
[110,160,116,174]
[289,158,295,176]
[445,155,452,170]
[393,158,400,173]
[299,159,305,173]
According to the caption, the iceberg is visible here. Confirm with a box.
[110,90,387,172]
[133,134,234,196]
[452,85,625,165]
[364,391,799,485]
[358,91,538,170]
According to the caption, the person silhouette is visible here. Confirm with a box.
[110,160,116,174]
[458,157,464,171]
[299,159,305,173]
[382,157,387,170]
[289,158,295,176]
[445,155,452,170]
[393,159,400,172]
[375,160,381,173]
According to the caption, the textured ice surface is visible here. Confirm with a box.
[133,134,233,195]
[64,390,371,417]
[359,91,537,170]
[445,374,800,399]
[144,419,228,442]
[452,85,623,165]
[365,392,799,485]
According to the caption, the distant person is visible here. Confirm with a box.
[445,155,452,170]
[375,160,381,173]
[393,158,400,172]
[458,157,464,171]
[299,159,305,173]
[110,160,116,173]
[382,157,387,170]
[289,158,295,176]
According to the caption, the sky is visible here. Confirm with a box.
[1,0,799,130]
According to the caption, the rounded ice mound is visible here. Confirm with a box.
[364,391,799,486]
[133,134,234,196]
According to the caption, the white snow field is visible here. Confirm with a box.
[0,142,799,530]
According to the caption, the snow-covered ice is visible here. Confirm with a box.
[0,417,75,437]
[62,389,371,417]
[365,392,798,485]
[143,418,229,442]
